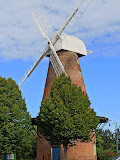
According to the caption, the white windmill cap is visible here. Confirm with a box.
[51,33,87,57]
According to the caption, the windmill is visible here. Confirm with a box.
[19,0,92,88]
[19,0,99,159]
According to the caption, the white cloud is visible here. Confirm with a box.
[0,0,120,59]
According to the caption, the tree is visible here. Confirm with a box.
[96,129,116,160]
[96,133,106,160]
[0,76,36,159]
[37,74,99,160]
[101,129,115,151]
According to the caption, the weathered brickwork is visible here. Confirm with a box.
[37,50,97,160]
[43,50,86,100]
[60,135,97,160]
[37,127,51,160]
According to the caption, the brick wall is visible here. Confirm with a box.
[43,50,86,100]
[37,127,52,160]
[61,135,97,160]
[37,50,97,160]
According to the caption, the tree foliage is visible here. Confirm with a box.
[0,77,36,159]
[96,129,116,160]
[37,74,99,159]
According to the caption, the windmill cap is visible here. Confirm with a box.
[50,33,87,57]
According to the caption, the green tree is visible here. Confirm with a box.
[101,129,115,151]
[0,77,36,159]
[37,74,99,160]
[96,134,105,160]
[28,125,37,160]
[96,129,116,160]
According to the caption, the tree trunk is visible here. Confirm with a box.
[63,145,67,160]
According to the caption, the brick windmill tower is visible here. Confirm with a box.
[19,0,97,159]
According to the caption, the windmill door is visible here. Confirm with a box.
[52,147,60,160]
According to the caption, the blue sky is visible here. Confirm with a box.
[0,0,120,131]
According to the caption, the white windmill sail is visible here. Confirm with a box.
[19,9,66,87]
[19,50,48,88]
[56,0,93,38]
[48,40,67,77]
[32,9,67,76]
[32,9,53,39]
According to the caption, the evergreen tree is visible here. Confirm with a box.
[37,74,99,160]
[0,76,36,159]
[96,129,116,160]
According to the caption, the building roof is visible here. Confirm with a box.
[50,33,87,57]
